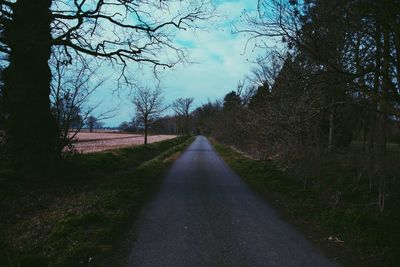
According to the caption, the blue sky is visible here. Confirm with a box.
[92,0,262,127]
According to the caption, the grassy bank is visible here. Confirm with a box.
[212,140,400,267]
[0,136,194,266]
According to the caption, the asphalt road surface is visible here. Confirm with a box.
[127,136,337,267]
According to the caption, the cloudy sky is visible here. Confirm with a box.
[93,0,263,127]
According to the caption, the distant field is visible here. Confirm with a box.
[71,132,177,153]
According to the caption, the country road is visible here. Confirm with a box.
[127,136,337,267]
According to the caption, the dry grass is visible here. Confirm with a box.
[72,132,142,141]
[70,132,177,153]
[213,140,400,267]
[0,137,194,266]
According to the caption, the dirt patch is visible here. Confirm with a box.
[71,133,177,153]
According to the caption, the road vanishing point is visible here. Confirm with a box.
[127,136,337,267]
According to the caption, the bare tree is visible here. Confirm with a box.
[133,87,167,145]
[85,116,104,133]
[236,0,400,210]
[0,0,212,165]
[246,52,284,92]
[50,51,117,153]
[172,97,194,135]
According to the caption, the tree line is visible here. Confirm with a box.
[193,0,400,212]
[120,86,195,144]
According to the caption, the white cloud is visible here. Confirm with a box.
[94,0,263,127]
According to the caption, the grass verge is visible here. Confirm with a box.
[0,136,194,267]
[212,140,400,267]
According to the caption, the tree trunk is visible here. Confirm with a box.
[362,121,367,153]
[144,119,148,145]
[3,0,58,166]
[328,97,335,153]
[367,21,382,192]
[185,114,190,135]
[376,21,391,212]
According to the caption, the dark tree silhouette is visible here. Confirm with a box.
[133,87,167,145]
[0,0,210,166]
[172,97,194,135]
[86,116,103,133]
[237,0,400,211]
[50,53,110,153]
[0,65,4,132]
[2,0,57,165]
[223,91,241,110]
[193,100,222,136]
